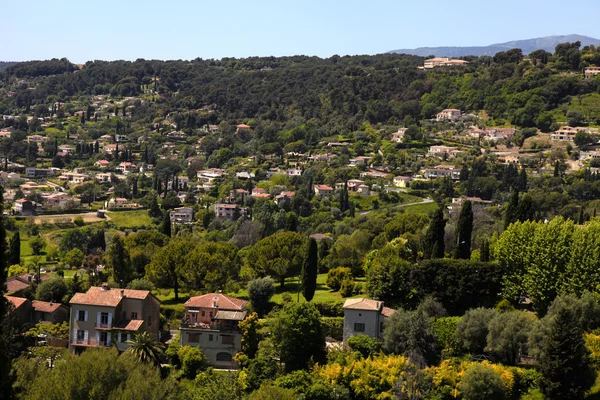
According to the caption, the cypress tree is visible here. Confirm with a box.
[424,207,446,259]
[504,190,519,230]
[554,161,560,177]
[479,238,490,262]
[516,168,527,191]
[301,238,318,302]
[516,193,535,223]
[540,306,595,399]
[94,141,99,153]
[578,207,585,225]
[160,212,172,237]
[148,196,162,218]
[454,200,473,260]
[8,231,20,267]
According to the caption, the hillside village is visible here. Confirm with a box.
[3,43,600,398]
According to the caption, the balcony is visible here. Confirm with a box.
[180,321,240,333]
[71,338,110,347]
[94,323,112,330]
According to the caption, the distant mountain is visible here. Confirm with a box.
[388,34,600,57]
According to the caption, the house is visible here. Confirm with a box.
[313,184,334,197]
[286,168,302,177]
[393,176,412,188]
[251,187,270,199]
[5,296,32,327]
[423,165,461,180]
[197,169,226,181]
[115,134,128,142]
[58,172,88,185]
[274,191,295,206]
[348,156,372,167]
[585,67,600,79]
[428,145,460,158]
[58,145,76,154]
[42,193,81,209]
[115,162,138,174]
[235,171,255,180]
[421,58,469,69]
[235,124,251,133]
[32,300,69,324]
[69,284,160,352]
[360,169,390,180]
[6,273,52,296]
[106,197,138,209]
[95,173,112,183]
[13,199,36,215]
[551,126,585,141]
[167,131,187,140]
[95,160,110,169]
[180,293,248,368]
[170,207,194,224]
[25,167,54,178]
[392,128,407,143]
[335,180,365,192]
[229,189,249,203]
[167,176,190,191]
[435,109,462,122]
[27,134,46,144]
[215,203,247,220]
[342,298,395,343]
[450,197,492,209]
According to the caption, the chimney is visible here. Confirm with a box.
[120,289,125,298]
[101,283,110,291]
[212,296,219,308]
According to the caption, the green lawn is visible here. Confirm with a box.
[106,210,153,229]
[401,201,438,215]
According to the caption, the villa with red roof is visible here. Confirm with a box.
[68,284,160,352]
[342,298,395,343]
[180,293,248,368]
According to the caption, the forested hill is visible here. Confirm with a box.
[2,42,600,135]
[0,61,18,72]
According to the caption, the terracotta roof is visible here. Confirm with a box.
[5,296,30,309]
[214,310,247,321]
[32,300,66,313]
[69,286,150,307]
[343,298,383,311]
[381,306,396,317]
[113,319,144,331]
[6,278,30,294]
[184,293,247,311]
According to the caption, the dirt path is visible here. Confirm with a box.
[32,212,111,224]
[359,198,434,215]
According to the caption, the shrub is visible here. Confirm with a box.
[248,277,275,317]
[347,334,382,358]
[326,267,351,291]
[178,346,208,379]
[340,279,354,298]
[496,299,515,313]
[459,363,508,400]
[127,278,155,291]
[73,216,85,227]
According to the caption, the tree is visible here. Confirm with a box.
[36,277,68,302]
[159,212,171,237]
[244,232,307,289]
[182,241,239,292]
[423,207,446,259]
[456,308,498,355]
[148,195,162,218]
[301,238,318,301]
[63,248,84,268]
[8,231,20,267]
[248,277,275,317]
[29,235,45,256]
[146,237,195,300]
[486,311,534,365]
[454,200,473,259]
[126,331,165,367]
[504,190,519,230]
[178,346,209,379]
[365,240,413,302]
[107,234,132,286]
[540,305,595,399]
[271,302,325,372]
[383,309,439,366]
[347,334,382,358]
[459,363,508,400]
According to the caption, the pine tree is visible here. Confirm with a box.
[424,207,446,259]
[504,190,519,230]
[454,200,473,260]
[301,238,318,302]
[540,306,595,399]
[8,231,20,267]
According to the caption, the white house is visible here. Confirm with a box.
[342,298,395,343]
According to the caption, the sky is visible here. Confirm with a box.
[2,0,599,62]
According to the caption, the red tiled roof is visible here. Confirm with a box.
[343,298,382,311]
[113,319,144,331]
[6,278,29,294]
[184,293,247,311]
[381,306,396,317]
[69,286,150,307]
[5,295,29,309]
[32,300,66,313]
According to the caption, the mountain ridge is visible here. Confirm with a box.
[388,34,600,57]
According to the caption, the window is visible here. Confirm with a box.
[201,311,205,317]
[77,330,85,341]
[354,323,365,333]
[148,315,152,326]
[131,312,138,319]
[216,352,232,362]
[121,333,128,343]
[78,310,86,321]
[221,335,234,345]
[122,311,127,320]
[380,322,384,333]
[209,334,213,342]
[209,311,213,318]
[99,331,108,346]
[188,333,200,343]
[100,312,109,325]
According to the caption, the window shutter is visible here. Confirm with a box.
[84,311,88,321]
[96,312,101,325]
[72,328,77,342]
[107,313,112,327]
[95,331,100,345]
[84,330,89,343]
[107,333,111,346]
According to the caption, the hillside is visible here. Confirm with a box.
[388,34,600,57]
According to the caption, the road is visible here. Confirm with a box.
[359,198,434,215]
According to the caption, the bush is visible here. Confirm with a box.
[321,317,344,341]
[178,346,208,379]
[339,279,354,298]
[126,278,155,291]
[347,334,382,358]
[326,267,352,291]
[314,302,344,317]
[496,299,515,313]
[459,363,508,400]
[73,216,85,227]
[36,277,68,302]
[30,236,46,255]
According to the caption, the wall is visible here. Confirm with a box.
[343,309,382,343]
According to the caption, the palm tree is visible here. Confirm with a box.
[126,331,165,367]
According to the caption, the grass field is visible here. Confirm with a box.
[106,210,153,229]
[401,201,438,215]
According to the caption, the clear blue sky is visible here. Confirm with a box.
[3,0,599,62]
